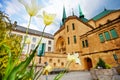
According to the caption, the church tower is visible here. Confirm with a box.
[78,5,88,22]
[62,6,67,24]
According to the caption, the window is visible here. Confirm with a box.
[58,59,60,63]
[67,25,69,32]
[82,41,85,48]
[72,23,75,30]
[48,40,52,45]
[23,44,27,49]
[73,35,77,44]
[99,33,105,42]
[31,44,35,50]
[54,63,56,67]
[32,37,36,42]
[48,47,51,51]
[104,31,111,40]
[85,40,88,47]
[49,59,52,63]
[82,40,89,48]
[68,37,70,44]
[24,35,28,39]
[110,29,118,39]
[61,62,64,66]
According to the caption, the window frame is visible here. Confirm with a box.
[104,31,111,41]
[48,47,51,52]
[99,33,105,43]
[72,23,75,30]
[82,40,85,48]
[68,37,70,45]
[48,40,52,45]
[85,39,88,47]
[73,35,77,44]
[110,29,118,39]
[32,37,36,42]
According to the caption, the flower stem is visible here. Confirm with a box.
[27,44,30,55]
[14,16,32,65]
[21,16,32,55]
[38,25,46,45]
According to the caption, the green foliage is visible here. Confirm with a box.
[0,10,44,80]
[95,58,111,69]
[105,64,111,69]
[0,11,22,79]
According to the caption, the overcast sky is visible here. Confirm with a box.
[0,0,120,34]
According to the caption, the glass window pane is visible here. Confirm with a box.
[99,33,105,42]
[68,37,70,44]
[48,47,51,51]
[31,44,35,50]
[67,25,69,32]
[74,35,77,44]
[72,23,75,30]
[85,40,88,47]
[104,31,111,40]
[48,40,51,45]
[82,41,85,48]
[32,37,36,42]
[110,29,118,39]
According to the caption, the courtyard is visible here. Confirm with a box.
[40,71,92,80]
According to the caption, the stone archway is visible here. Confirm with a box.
[55,36,66,54]
[84,57,93,70]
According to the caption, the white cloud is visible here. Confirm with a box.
[0,3,2,8]
[4,0,22,16]
[3,0,117,34]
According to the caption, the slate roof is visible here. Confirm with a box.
[80,17,88,22]
[12,25,54,39]
[92,9,115,21]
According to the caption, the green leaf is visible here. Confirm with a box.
[7,48,37,80]
[53,70,67,80]
[2,44,13,80]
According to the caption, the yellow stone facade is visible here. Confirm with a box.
[40,9,120,71]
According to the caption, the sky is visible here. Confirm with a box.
[0,0,120,34]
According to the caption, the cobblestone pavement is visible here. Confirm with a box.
[40,71,93,80]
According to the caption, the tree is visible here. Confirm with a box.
[0,11,22,78]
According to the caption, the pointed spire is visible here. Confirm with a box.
[104,7,107,11]
[62,6,66,23]
[72,8,74,16]
[78,5,84,18]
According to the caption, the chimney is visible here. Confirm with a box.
[13,21,17,27]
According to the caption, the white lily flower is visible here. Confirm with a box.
[37,11,56,26]
[19,0,41,17]
[43,11,56,26]
[67,53,81,65]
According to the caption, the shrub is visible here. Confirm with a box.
[95,58,111,69]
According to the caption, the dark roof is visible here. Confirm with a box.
[92,9,115,21]
[12,25,54,39]
[80,17,88,22]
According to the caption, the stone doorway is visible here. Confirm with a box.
[85,58,93,70]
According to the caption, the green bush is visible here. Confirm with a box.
[95,58,111,69]
[0,11,22,79]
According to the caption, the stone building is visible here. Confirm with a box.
[12,6,120,71]
[12,24,54,54]
[42,6,120,70]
